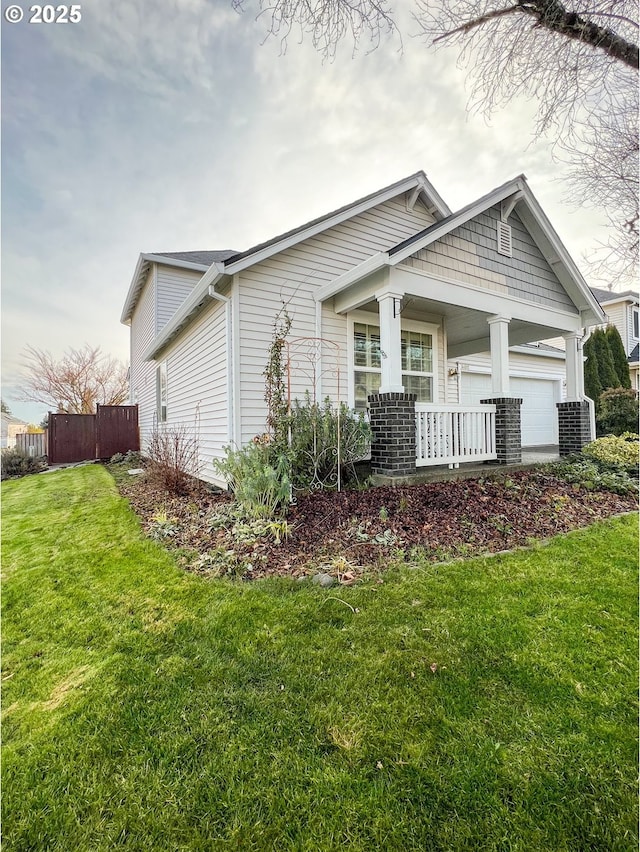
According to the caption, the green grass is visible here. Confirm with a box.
[2,466,638,851]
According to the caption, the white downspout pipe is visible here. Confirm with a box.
[208,285,234,445]
[580,326,596,442]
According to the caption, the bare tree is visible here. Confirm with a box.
[19,345,129,414]
[416,0,639,280]
[236,0,639,282]
[231,0,397,56]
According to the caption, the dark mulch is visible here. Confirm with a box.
[114,465,637,581]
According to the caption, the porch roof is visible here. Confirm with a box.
[315,176,606,345]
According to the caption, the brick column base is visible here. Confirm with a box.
[368,393,417,477]
[481,397,523,464]
[557,401,591,455]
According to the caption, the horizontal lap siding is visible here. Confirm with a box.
[165,299,228,484]
[238,195,436,443]
[156,266,202,334]
[129,269,157,452]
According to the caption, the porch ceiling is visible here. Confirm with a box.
[352,294,567,358]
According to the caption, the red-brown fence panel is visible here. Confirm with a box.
[48,414,97,464]
[96,405,140,459]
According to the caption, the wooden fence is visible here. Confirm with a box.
[15,432,47,457]
[48,405,139,465]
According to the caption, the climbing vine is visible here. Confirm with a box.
[264,306,292,453]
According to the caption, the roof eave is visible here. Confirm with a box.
[120,253,211,325]
[223,172,450,277]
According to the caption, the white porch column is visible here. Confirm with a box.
[377,291,404,394]
[563,331,584,401]
[487,314,511,396]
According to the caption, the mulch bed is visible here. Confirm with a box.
[114,465,638,581]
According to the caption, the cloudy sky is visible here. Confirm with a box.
[2,0,610,423]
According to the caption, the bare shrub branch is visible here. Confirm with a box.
[147,425,204,495]
[19,345,129,414]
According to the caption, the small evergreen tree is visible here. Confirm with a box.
[605,325,632,388]
[592,328,620,392]
[583,335,603,403]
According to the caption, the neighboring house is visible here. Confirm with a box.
[121,171,604,486]
[588,287,639,391]
[1,413,28,449]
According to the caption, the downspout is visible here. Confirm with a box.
[580,325,596,442]
[208,285,234,446]
[315,298,323,401]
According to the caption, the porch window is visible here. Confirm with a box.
[156,361,167,423]
[353,321,434,411]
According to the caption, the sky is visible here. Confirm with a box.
[1,0,613,423]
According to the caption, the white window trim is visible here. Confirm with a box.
[347,310,439,409]
[156,361,168,423]
[632,306,639,341]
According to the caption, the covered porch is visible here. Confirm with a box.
[317,248,599,478]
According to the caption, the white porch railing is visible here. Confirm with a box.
[415,403,497,468]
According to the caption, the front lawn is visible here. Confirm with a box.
[2,466,638,851]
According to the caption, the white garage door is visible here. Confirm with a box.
[461,373,558,446]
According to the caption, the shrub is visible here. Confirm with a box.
[123,450,144,467]
[287,396,371,491]
[583,434,639,471]
[596,388,639,437]
[213,441,291,519]
[1,448,46,480]
[147,425,202,495]
[551,455,637,495]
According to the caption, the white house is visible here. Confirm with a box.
[121,171,605,486]
[1,413,29,449]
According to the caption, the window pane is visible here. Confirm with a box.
[401,331,432,372]
[354,323,368,367]
[354,371,380,411]
[354,322,381,368]
[634,309,639,339]
[403,374,432,402]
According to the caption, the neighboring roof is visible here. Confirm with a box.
[121,171,451,325]
[628,343,639,364]
[590,286,639,305]
[1,413,28,433]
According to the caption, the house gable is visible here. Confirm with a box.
[400,207,574,313]
[144,185,443,362]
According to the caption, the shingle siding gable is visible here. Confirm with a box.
[400,206,574,311]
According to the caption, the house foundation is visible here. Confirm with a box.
[481,397,523,464]
[556,401,591,455]
[369,393,417,477]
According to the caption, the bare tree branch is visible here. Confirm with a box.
[236,0,639,283]
[19,345,129,414]
[232,0,398,57]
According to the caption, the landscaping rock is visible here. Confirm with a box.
[312,572,335,588]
